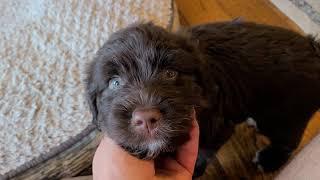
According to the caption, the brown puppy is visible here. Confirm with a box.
[85,21,320,173]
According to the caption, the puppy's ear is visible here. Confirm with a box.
[85,61,101,131]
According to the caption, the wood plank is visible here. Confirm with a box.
[9,130,102,180]
[175,0,302,33]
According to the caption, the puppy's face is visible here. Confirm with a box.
[86,23,206,159]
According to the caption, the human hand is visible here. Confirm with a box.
[92,111,199,180]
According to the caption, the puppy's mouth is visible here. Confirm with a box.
[120,138,175,160]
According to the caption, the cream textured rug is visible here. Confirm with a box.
[270,0,320,37]
[0,0,175,177]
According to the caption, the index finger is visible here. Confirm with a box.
[175,110,200,174]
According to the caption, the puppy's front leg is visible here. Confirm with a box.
[195,115,236,177]
[193,148,215,178]
[253,144,293,172]
[252,104,313,172]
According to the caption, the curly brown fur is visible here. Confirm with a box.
[85,22,320,172]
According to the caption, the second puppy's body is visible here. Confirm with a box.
[187,22,320,171]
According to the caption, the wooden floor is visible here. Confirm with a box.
[175,0,302,33]
[175,0,320,179]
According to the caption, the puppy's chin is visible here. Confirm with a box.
[120,139,175,160]
[128,134,192,160]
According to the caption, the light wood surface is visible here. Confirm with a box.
[8,130,101,180]
[175,0,302,33]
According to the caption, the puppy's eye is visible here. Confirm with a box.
[163,70,178,80]
[108,76,122,89]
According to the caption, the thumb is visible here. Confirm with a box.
[93,136,155,180]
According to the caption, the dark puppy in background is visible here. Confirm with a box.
[85,21,320,175]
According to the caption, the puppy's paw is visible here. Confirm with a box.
[252,150,264,172]
[193,152,208,178]
[246,117,258,130]
[252,146,291,172]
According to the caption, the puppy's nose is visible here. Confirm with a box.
[132,108,161,133]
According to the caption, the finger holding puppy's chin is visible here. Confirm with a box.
[93,135,155,180]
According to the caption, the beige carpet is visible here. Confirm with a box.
[0,0,174,177]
